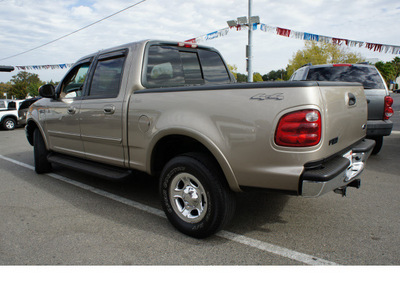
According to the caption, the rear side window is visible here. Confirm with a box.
[198,49,231,84]
[290,67,307,80]
[306,66,385,89]
[145,45,201,88]
[145,45,230,88]
[89,55,126,98]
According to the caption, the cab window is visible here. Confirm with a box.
[145,45,186,88]
[197,49,230,84]
[60,62,91,99]
[88,54,126,98]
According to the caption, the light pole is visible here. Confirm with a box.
[227,0,259,83]
[247,0,253,82]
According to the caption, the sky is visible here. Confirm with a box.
[1,0,400,83]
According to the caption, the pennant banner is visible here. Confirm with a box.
[11,25,400,72]
[15,63,74,71]
[186,23,400,55]
[185,27,230,44]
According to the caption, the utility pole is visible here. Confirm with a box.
[247,0,253,82]
[227,1,259,83]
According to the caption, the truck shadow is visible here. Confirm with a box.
[226,191,289,235]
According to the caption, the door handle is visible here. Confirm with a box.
[103,105,116,114]
[67,106,76,114]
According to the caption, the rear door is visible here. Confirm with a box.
[79,50,128,167]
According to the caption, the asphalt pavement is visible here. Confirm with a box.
[0,94,399,266]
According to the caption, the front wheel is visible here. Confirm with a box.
[159,153,235,238]
[33,129,52,174]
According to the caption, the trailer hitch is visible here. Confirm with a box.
[334,179,361,197]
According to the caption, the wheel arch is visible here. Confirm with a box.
[26,119,49,149]
[149,130,241,192]
[1,114,17,123]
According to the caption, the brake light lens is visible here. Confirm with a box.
[178,42,198,48]
[384,96,394,120]
[275,109,322,147]
[333,64,352,67]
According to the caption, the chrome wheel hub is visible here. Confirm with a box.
[5,120,14,130]
[169,172,207,223]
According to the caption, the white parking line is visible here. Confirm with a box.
[0,155,338,266]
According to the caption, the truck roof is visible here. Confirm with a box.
[74,40,218,64]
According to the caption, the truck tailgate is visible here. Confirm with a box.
[318,82,368,157]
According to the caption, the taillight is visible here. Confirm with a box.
[178,42,198,48]
[333,64,352,67]
[275,109,321,147]
[384,96,394,120]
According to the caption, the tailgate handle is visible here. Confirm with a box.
[348,93,356,106]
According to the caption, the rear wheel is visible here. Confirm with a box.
[33,129,52,174]
[159,153,235,238]
[2,118,16,130]
[371,136,383,155]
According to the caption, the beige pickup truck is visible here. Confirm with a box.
[26,40,375,238]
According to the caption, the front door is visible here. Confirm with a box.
[45,61,91,157]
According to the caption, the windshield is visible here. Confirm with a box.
[306,66,385,89]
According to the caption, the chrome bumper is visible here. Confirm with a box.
[301,139,375,197]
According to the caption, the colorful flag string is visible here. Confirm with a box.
[10,25,400,71]
[186,23,400,55]
[14,63,74,71]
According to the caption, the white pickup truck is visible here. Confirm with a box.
[0,99,24,130]
[26,40,375,238]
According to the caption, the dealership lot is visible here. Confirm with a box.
[0,95,399,265]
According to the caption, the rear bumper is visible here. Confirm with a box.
[366,120,393,137]
[301,139,375,197]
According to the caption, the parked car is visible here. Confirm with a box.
[290,63,394,154]
[0,99,24,130]
[17,97,41,126]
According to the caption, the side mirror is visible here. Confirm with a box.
[38,84,56,98]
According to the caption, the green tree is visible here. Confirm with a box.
[253,72,263,82]
[390,57,400,79]
[286,41,364,78]
[10,71,44,99]
[0,82,12,99]
[375,61,396,87]
[227,64,238,80]
[262,69,288,81]
[236,73,247,82]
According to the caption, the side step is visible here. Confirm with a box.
[47,153,132,180]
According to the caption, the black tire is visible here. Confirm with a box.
[159,153,235,239]
[33,129,52,174]
[371,136,383,155]
[2,118,16,130]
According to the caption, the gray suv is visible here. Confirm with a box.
[290,63,394,154]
